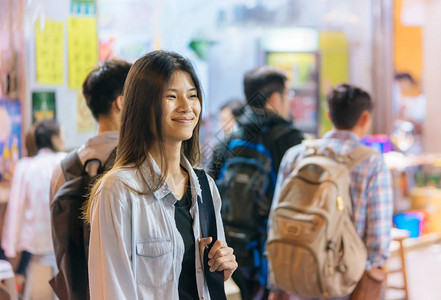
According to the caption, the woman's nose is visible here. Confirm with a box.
[177,96,192,112]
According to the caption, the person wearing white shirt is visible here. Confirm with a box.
[85,51,238,300]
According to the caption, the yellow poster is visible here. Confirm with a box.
[68,17,98,89]
[35,20,64,85]
[76,92,95,133]
[319,32,349,136]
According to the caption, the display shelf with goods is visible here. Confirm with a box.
[384,151,441,236]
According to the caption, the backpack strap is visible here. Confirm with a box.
[60,150,82,181]
[78,147,118,177]
[97,147,117,174]
[345,146,377,170]
[302,140,376,169]
[194,168,227,300]
[302,139,339,160]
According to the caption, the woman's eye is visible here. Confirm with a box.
[166,94,176,99]
[189,94,198,99]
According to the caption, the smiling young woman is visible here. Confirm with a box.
[85,50,237,300]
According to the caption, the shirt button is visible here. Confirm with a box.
[198,267,202,273]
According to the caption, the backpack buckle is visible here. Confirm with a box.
[326,240,336,251]
[336,196,344,211]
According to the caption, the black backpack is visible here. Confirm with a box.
[49,148,116,300]
[216,125,287,284]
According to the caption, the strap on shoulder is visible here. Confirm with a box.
[60,149,82,181]
[194,168,216,240]
[346,145,377,170]
[193,168,227,300]
[302,139,339,158]
[99,147,117,173]
[302,139,376,169]
[82,147,117,176]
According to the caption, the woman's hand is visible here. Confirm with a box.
[200,237,238,281]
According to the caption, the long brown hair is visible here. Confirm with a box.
[84,50,203,222]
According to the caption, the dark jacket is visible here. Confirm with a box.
[209,108,304,182]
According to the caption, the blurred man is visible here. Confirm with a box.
[49,59,131,299]
[210,66,303,300]
[269,84,393,300]
[218,99,245,137]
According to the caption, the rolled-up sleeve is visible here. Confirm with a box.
[365,158,394,269]
[88,186,137,300]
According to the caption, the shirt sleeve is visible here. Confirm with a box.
[365,157,394,269]
[1,160,28,258]
[88,186,137,300]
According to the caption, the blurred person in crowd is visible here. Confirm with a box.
[0,125,38,289]
[393,72,426,154]
[84,50,237,299]
[1,120,65,291]
[269,84,393,300]
[219,99,245,137]
[395,72,426,134]
[209,66,303,300]
[49,59,131,299]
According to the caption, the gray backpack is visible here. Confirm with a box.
[267,141,375,298]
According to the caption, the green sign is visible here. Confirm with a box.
[32,91,56,123]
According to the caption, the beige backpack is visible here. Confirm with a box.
[267,141,375,298]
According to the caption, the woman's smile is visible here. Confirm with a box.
[172,116,195,124]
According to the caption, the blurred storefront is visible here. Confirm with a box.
[2,0,393,149]
[2,1,441,297]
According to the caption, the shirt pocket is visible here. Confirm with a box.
[136,239,173,287]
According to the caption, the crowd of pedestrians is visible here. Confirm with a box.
[0,50,393,300]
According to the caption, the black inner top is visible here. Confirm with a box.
[175,174,199,300]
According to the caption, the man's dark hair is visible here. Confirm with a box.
[35,119,61,151]
[243,66,287,108]
[220,99,245,118]
[327,83,373,130]
[82,59,132,120]
[395,72,414,84]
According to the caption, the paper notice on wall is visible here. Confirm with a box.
[76,92,95,133]
[35,20,64,85]
[71,0,96,15]
[68,17,97,89]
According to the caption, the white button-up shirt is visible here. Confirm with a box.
[88,154,225,300]
[2,149,66,257]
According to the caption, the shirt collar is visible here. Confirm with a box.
[141,153,202,204]
[37,148,54,155]
[323,129,360,142]
[84,131,119,147]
